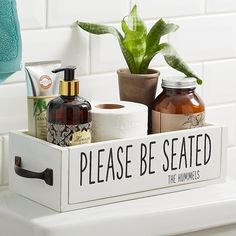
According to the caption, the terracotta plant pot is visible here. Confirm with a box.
[117,68,160,134]
[117,68,160,108]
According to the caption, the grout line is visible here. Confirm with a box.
[1,56,236,86]
[2,137,6,186]
[1,55,236,86]
[21,27,46,31]
[201,62,205,100]
[84,57,236,77]
[46,21,121,30]
[201,57,236,64]
[21,26,72,32]
[0,133,9,137]
[89,35,92,74]
[228,143,236,149]
[22,12,236,32]
[80,69,117,78]
[147,11,236,22]
[46,25,77,30]
[1,81,26,87]
[206,11,236,16]
[174,57,236,65]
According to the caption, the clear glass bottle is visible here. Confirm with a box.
[152,77,205,133]
[47,66,92,146]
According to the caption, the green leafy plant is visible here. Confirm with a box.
[77,5,202,84]
[33,99,47,116]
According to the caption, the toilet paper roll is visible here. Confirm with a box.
[91,101,148,142]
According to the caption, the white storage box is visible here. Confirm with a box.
[9,123,227,212]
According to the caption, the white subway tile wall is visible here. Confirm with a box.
[206,104,236,147]
[22,28,90,75]
[131,0,205,18]
[168,14,236,62]
[47,0,130,27]
[206,0,236,13]
[203,59,236,105]
[0,0,235,185]
[79,73,119,102]
[17,0,46,30]
[90,25,126,73]
[156,63,203,96]
[0,83,27,134]
[1,136,9,185]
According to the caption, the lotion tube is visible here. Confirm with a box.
[25,61,61,140]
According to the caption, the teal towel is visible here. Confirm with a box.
[0,0,22,82]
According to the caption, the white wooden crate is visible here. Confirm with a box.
[9,124,227,212]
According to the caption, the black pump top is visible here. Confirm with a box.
[52,66,76,81]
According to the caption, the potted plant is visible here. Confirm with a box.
[77,5,202,108]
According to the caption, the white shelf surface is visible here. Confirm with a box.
[1,178,236,236]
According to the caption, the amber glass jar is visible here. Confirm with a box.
[152,77,205,133]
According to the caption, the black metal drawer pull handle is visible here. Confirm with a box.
[15,156,53,186]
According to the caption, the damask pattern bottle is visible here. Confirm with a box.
[47,66,92,147]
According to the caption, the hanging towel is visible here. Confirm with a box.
[0,0,22,82]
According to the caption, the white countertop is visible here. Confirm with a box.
[1,177,236,236]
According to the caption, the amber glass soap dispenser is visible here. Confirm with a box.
[47,66,92,147]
